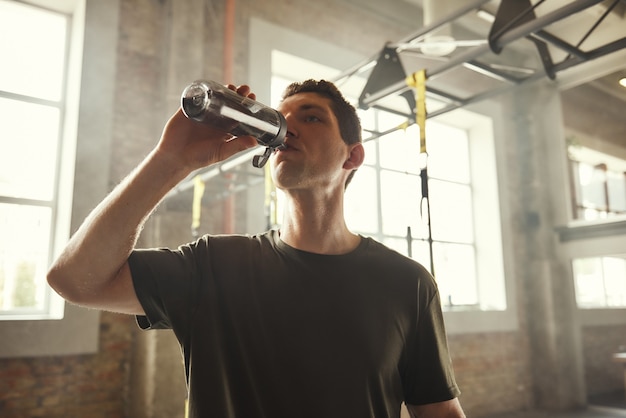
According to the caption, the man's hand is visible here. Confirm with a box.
[156,84,258,172]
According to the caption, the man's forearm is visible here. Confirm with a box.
[47,149,188,304]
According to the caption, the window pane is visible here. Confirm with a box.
[361,139,377,166]
[602,257,626,307]
[0,0,67,101]
[345,166,378,234]
[573,258,606,308]
[568,145,626,219]
[0,97,60,201]
[377,110,407,134]
[607,171,626,213]
[579,164,607,210]
[426,122,470,183]
[380,170,424,237]
[378,126,421,174]
[411,240,432,274]
[429,179,474,243]
[381,238,434,277]
[432,242,478,308]
[358,108,377,141]
[270,75,292,107]
[0,203,51,311]
[382,237,410,257]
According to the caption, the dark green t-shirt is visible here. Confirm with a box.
[129,230,459,418]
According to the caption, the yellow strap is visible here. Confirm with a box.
[397,120,411,131]
[191,174,206,231]
[405,69,427,154]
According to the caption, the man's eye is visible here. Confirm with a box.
[305,115,321,122]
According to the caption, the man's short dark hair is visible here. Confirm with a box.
[282,80,362,187]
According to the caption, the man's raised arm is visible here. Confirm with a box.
[47,86,258,314]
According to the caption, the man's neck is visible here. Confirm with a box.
[278,189,360,255]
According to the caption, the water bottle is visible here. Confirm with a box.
[181,80,286,168]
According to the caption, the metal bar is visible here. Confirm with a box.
[361,68,545,143]
[552,37,626,73]
[362,122,413,143]
[462,60,523,83]
[369,87,463,115]
[428,71,545,118]
[425,86,464,105]
[530,30,587,59]
[361,44,492,107]
[166,148,265,198]
[530,36,557,79]
[332,0,491,84]
[489,0,547,44]
[0,90,61,107]
[496,0,604,45]
[0,195,55,207]
[361,0,605,108]
[571,0,618,51]
[370,104,413,120]
[585,37,626,59]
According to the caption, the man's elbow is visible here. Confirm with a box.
[406,398,466,418]
[46,262,83,304]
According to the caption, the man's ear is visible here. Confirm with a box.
[343,143,365,170]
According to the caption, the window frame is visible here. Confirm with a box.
[348,113,484,310]
[249,17,518,334]
[0,0,119,358]
[0,0,71,318]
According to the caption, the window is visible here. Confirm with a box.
[568,145,626,220]
[345,111,500,311]
[573,256,626,308]
[268,50,507,313]
[0,0,70,318]
[343,114,479,308]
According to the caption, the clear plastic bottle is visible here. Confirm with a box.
[181,80,286,167]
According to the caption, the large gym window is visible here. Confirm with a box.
[573,256,626,308]
[269,50,507,313]
[0,0,70,319]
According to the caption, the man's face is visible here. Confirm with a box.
[270,92,354,192]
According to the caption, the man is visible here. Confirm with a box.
[48,80,465,418]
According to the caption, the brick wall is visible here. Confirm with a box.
[0,312,134,418]
[449,332,534,416]
[582,324,626,397]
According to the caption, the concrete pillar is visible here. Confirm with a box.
[505,82,586,410]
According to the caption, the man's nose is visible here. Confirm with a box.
[283,113,297,138]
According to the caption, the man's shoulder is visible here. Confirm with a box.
[362,237,426,266]
[359,237,434,281]
[185,230,278,260]
[196,230,276,247]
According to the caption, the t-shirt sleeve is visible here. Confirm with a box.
[129,239,206,334]
[402,274,461,405]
